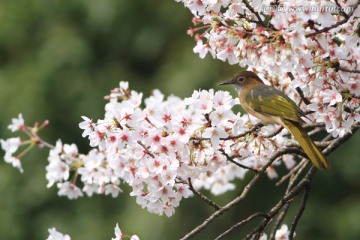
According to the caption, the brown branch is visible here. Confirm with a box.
[136,140,155,158]
[303,122,325,129]
[237,13,266,26]
[219,149,260,173]
[307,127,325,137]
[188,178,221,210]
[334,0,349,19]
[262,126,284,138]
[338,66,360,74]
[269,202,291,240]
[270,128,359,240]
[313,140,335,148]
[223,122,263,140]
[181,124,359,239]
[180,173,262,240]
[289,184,310,239]
[189,123,263,142]
[243,0,266,27]
[276,159,308,187]
[285,139,332,151]
[270,156,308,240]
[296,87,311,105]
[288,72,312,106]
[287,72,295,81]
[305,2,360,38]
[180,147,306,240]
[244,167,317,240]
[215,212,270,240]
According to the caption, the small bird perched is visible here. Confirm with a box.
[219,71,329,169]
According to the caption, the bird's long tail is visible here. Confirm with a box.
[282,119,329,169]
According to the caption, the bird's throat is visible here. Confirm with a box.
[235,85,244,94]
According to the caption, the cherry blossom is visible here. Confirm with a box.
[8,113,25,132]
[0,137,23,172]
[57,182,83,200]
[112,223,123,240]
[274,224,294,240]
[46,224,140,240]
[47,227,71,240]
[112,223,140,240]
[322,87,343,106]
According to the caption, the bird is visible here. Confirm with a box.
[218,71,329,169]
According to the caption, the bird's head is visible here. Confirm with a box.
[218,71,264,93]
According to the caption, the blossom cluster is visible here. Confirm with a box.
[79,80,301,215]
[45,223,290,240]
[0,113,48,173]
[1,82,295,217]
[77,82,270,216]
[46,224,140,240]
[178,0,360,137]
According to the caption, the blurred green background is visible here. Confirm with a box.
[0,0,359,239]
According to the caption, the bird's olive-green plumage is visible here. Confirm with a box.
[219,71,330,169]
[282,119,329,169]
[245,84,304,123]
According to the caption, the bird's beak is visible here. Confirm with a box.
[218,80,234,86]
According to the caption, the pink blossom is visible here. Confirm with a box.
[47,227,71,240]
[275,224,293,240]
[1,137,23,172]
[193,40,210,59]
[322,87,342,106]
[78,116,94,137]
[57,182,83,199]
[8,113,25,132]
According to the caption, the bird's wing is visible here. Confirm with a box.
[245,85,304,122]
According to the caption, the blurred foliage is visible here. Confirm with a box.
[0,0,359,239]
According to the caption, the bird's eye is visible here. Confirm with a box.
[238,77,245,82]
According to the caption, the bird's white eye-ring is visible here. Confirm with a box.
[238,77,245,82]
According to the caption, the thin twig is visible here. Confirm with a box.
[287,72,295,81]
[276,159,308,187]
[338,67,360,74]
[189,123,263,142]
[215,212,270,240]
[334,0,349,18]
[289,184,310,239]
[187,178,221,210]
[219,149,260,173]
[180,173,262,240]
[303,122,325,129]
[180,147,305,240]
[136,140,155,158]
[285,139,332,150]
[269,202,291,240]
[244,167,317,240]
[307,127,324,137]
[314,140,335,149]
[224,123,263,140]
[243,0,266,27]
[244,126,359,239]
[181,125,360,239]
[262,126,283,138]
[296,87,311,105]
[270,159,306,239]
[305,2,360,38]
